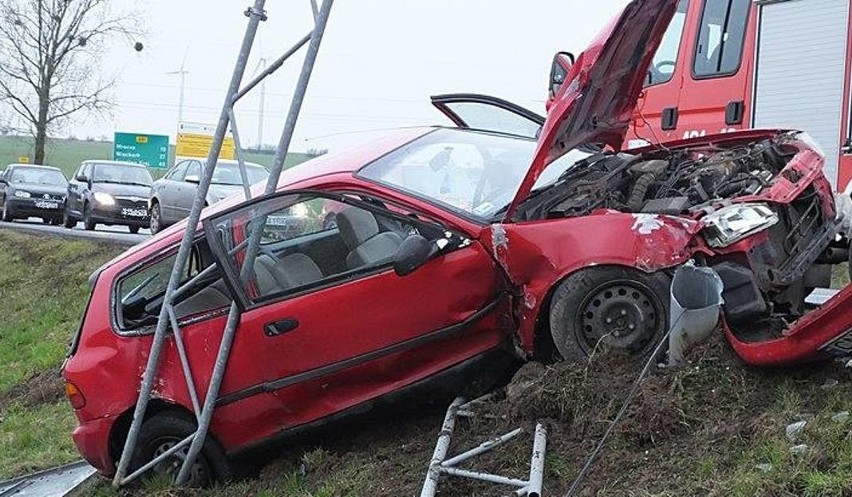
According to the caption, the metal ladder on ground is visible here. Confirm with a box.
[111,0,335,487]
[420,395,548,497]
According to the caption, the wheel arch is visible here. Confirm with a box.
[108,399,200,465]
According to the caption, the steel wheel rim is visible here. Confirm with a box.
[151,437,208,485]
[573,278,664,357]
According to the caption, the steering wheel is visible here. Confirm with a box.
[655,60,676,72]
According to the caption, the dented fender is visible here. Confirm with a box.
[482,211,702,352]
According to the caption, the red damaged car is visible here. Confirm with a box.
[63,0,852,483]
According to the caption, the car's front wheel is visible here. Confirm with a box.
[1,200,13,222]
[549,266,670,362]
[63,208,77,229]
[83,203,96,231]
[129,412,230,487]
[149,202,163,234]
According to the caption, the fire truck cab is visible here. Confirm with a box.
[550,0,852,191]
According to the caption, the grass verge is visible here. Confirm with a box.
[0,230,124,480]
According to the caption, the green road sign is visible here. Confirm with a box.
[113,132,170,169]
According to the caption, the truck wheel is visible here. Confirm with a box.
[83,203,96,231]
[129,412,230,487]
[549,266,670,362]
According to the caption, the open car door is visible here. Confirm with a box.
[431,93,545,140]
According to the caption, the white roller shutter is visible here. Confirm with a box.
[752,0,849,188]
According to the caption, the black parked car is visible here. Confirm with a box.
[0,164,68,225]
[64,160,153,233]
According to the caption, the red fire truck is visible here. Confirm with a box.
[549,0,852,191]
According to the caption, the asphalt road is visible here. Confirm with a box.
[0,217,151,246]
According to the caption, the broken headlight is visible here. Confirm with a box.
[702,203,779,248]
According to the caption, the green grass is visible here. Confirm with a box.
[0,135,313,179]
[0,402,81,478]
[0,231,124,479]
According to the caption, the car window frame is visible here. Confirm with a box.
[110,235,229,335]
[645,0,690,87]
[204,189,459,312]
[690,0,751,80]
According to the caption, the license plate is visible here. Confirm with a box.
[121,208,147,218]
[821,330,852,357]
[34,201,59,209]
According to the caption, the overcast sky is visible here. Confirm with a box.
[85,0,630,153]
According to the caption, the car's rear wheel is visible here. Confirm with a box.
[83,203,96,231]
[129,225,140,234]
[549,266,670,362]
[149,202,163,234]
[62,208,77,229]
[129,412,230,487]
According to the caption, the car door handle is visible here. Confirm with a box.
[264,318,299,337]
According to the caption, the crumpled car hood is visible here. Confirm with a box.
[505,0,679,221]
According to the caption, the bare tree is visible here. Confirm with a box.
[0,0,139,164]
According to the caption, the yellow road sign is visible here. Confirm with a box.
[175,133,235,160]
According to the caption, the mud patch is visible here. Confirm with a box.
[0,369,64,411]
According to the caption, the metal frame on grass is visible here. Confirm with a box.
[421,396,548,497]
[111,0,335,487]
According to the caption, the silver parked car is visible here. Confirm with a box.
[148,159,269,234]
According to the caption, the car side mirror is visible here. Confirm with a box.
[394,234,440,277]
[549,51,575,100]
[0,177,6,185]
[75,173,88,182]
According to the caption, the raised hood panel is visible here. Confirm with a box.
[505,0,678,221]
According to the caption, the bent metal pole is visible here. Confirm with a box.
[112,0,268,486]
[175,0,335,485]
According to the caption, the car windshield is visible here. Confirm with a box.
[357,128,591,221]
[92,163,153,186]
[9,167,67,186]
[211,162,269,186]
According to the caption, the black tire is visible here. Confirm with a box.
[42,217,51,224]
[549,266,670,362]
[1,200,13,222]
[129,412,230,487]
[83,203,95,231]
[129,225,140,234]
[62,208,76,229]
[50,217,62,226]
[149,201,163,235]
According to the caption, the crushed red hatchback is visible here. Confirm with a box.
[63,0,852,483]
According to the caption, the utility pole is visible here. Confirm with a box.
[257,57,267,150]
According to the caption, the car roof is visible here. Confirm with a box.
[6,163,63,171]
[85,160,148,168]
